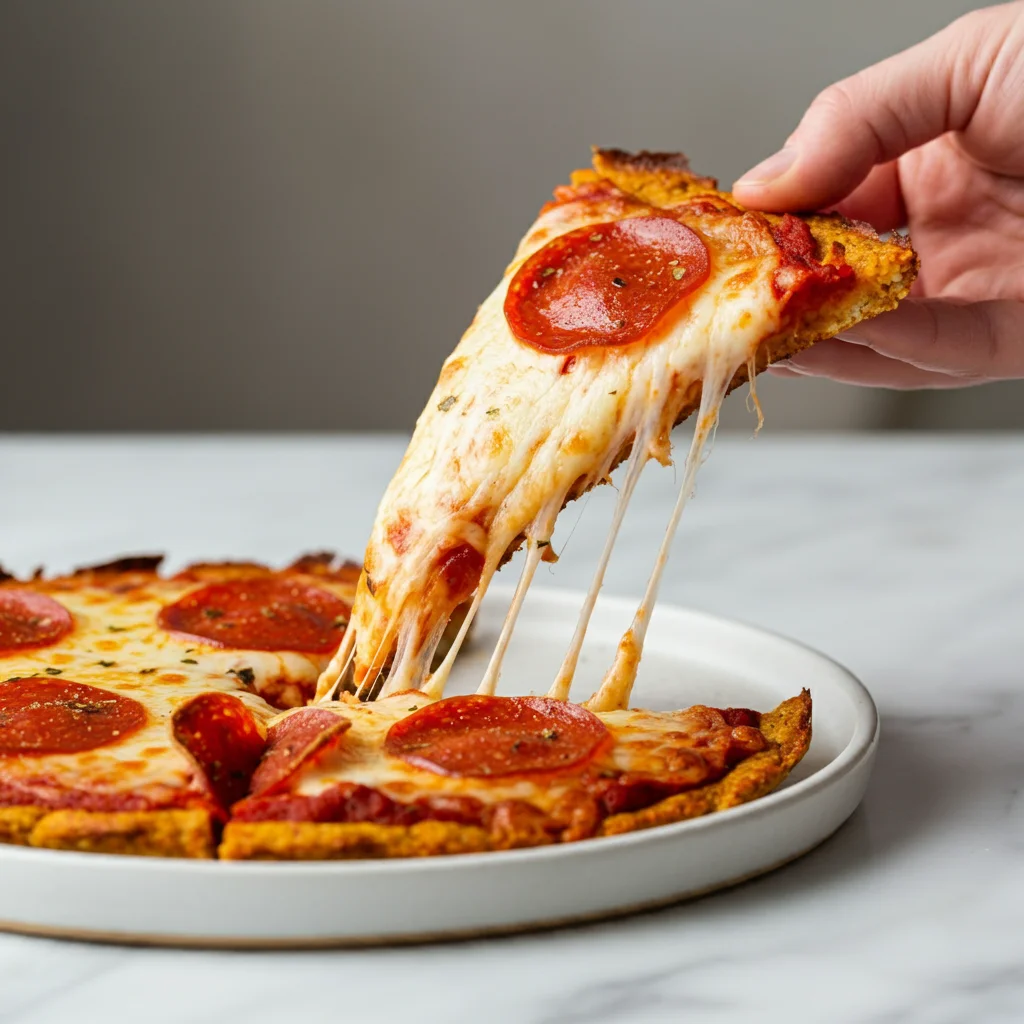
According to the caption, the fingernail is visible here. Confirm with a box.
[736,147,798,187]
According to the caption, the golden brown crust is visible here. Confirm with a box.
[27,809,215,858]
[599,690,812,835]
[589,147,720,204]
[218,692,812,860]
[0,807,49,845]
[219,820,490,860]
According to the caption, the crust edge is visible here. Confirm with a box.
[0,808,216,858]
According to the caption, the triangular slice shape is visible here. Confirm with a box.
[317,148,918,702]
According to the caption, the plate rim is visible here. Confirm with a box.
[0,588,878,876]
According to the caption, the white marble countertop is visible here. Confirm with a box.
[1,433,1022,1023]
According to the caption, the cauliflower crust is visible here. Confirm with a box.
[25,809,214,858]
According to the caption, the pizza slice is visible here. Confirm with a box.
[317,149,918,706]
[0,554,361,855]
[220,689,812,860]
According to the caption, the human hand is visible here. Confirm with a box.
[733,2,1024,389]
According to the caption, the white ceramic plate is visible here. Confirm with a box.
[0,588,877,947]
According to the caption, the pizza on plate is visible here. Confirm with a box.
[0,557,810,858]
[0,555,358,855]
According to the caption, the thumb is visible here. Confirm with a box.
[733,9,998,212]
[838,298,1024,381]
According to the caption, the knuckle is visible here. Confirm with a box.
[809,81,858,122]
[807,77,897,160]
[948,7,991,38]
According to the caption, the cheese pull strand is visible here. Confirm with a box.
[476,499,561,697]
[587,355,732,713]
[546,413,656,702]
[315,623,356,702]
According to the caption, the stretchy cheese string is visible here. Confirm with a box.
[416,559,498,700]
[587,354,732,713]
[315,623,356,701]
[545,408,657,702]
[476,498,561,696]
[746,355,765,435]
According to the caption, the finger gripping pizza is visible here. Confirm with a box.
[0,557,811,859]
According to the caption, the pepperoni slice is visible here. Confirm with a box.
[0,591,74,654]
[171,692,266,814]
[158,578,350,653]
[249,708,351,797]
[0,678,146,755]
[385,695,610,777]
[504,215,710,354]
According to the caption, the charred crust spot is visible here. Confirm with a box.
[592,147,718,191]
[72,555,164,576]
[595,147,695,174]
[287,551,336,572]
[174,561,271,579]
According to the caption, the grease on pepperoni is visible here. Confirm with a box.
[385,695,610,777]
[171,692,266,814]
[504,215,710,353]
[158,578,350,653]
[249,708,351,797]
[0,591,74,654]
[0,678,146,755]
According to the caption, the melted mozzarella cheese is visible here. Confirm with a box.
[295,695,746,812]
[0,572,353,800]
[318,193,784,707]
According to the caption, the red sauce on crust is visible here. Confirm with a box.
[0,777,205,813]
[770,214,855,309]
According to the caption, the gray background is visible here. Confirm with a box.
[1,0,1013,433]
